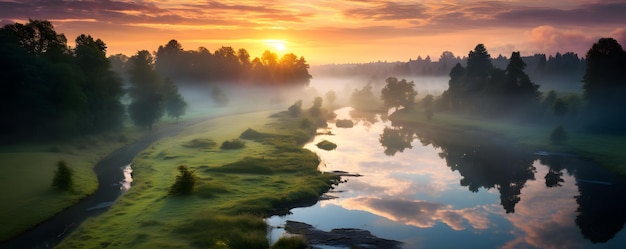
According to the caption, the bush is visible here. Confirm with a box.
[52,160,73,191]
[240,128,265,140]
[335,119,354,128]
[221,139,246,150]
[169,165,196,195]
[550,125,568,145]
[316,140,337,151]
[271,236,308,249]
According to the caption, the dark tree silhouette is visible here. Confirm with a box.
[75,34,125,132]
[582,38,626,132]
[163,78,187,122]
[127,50,164,129]
[410,123,536,213]
[379,126,415,156]
[381,77,417,111]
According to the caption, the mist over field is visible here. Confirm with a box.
[2,1,626,248]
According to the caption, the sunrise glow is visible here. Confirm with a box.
[1,1,625,64]
[264,39,287,52]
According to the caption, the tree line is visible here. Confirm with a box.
[0,20,125,141]
[0,20,315,142]
[132,39,312,86]
[313,50,585,91]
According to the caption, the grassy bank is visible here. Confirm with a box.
[56,110,338,248]
[0,129,145,241]
[390,109,626,175]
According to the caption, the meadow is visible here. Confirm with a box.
[55,110,338,248]
[0,128,145,241]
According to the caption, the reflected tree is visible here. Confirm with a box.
[412,126,536,213]
[378,126,415,156]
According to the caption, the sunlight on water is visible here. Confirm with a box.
[268,107,626,249]
[120,164,133,192]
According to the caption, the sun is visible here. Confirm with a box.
[264,39,287,52]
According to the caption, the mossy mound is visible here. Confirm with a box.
[221,139,246,150]
[316,140,337,151]
[183,138,217,149]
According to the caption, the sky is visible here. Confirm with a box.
[1,0,625,65]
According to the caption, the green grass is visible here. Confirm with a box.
[390,109,626,175]
[56,110,339,249]
[0,129,145,241]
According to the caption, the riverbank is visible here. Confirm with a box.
[0,127,147,242]
[389,108,626,175]
[56,110,338,248]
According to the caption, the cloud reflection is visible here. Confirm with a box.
[342,197,490,231]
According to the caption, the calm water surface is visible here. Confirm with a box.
[268,107,626,249]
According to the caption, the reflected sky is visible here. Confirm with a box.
[269,107,626,249]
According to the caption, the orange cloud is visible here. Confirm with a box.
[527,25,597,56]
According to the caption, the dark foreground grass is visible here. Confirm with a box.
[390,109,626,175]
[57,110,339,249]
[0,129,144,242]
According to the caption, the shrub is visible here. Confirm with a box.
[335,119,354,128]
[316,140,337,151]
[169,165,196,195]
[52,160,73,191]
[221,139,246,150]
[240,128,265,140]
[550,125,568,145]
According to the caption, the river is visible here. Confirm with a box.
[268,107,626,249]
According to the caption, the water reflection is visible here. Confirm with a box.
[277,107,626,248]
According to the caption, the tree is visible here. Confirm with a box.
[422,94,435,120]
[163,78,187,122]
[325,90,337,108]
[350,84,379,111]
[52,160,73,191]
[553,98,568,118]
[466,44,493,91]
[74,34,124,132]
[582,38,626,132]
[381,77,417,111]
[169,165,196,195]
[127,50,164,129]
[308,96,323,117]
